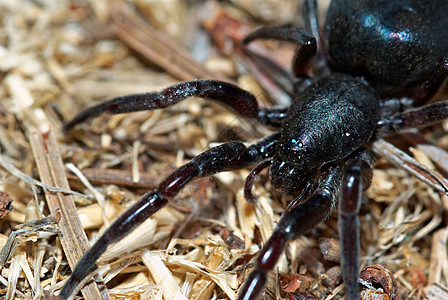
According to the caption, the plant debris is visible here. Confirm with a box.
[0,0,447,299]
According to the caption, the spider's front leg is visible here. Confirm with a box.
[338,152,374,300]
[59,133,279,299]
[238,163,344,300]
[63,80,287,132]
[239,150,375,300]
[338,166,363,299]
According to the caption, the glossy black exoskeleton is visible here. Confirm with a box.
[270,74,380,196]
[325,0,448,97]
[60,0,448,299]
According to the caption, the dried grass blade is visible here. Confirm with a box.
[428,228,448,286]
[6,252,22,300]
[110,4,229,82]
[372,139,448,194]
[28,129,109,300]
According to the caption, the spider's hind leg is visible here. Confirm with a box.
[242,0,330,77]
[412,56,448,106]
[376,99,448,137]
[243,25,317,78]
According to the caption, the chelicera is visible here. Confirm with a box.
[60,0,448,299]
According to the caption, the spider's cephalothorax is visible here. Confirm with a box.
[60,0,448,299]
[271,74,380,195]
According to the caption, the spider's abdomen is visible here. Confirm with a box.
[277,74,380,170]
[325,0,448,95]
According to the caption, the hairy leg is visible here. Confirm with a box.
[243,25,317,77]
[63,80,286,132]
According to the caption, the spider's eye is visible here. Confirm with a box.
[291,139,303,149]
[278,125,314,167]
[277,138,305,164]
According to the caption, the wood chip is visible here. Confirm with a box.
[141,249,188,300]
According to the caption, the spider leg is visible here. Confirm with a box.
[237,163,344,300]
[302,0,330,75]
[243,159,272,204]
[63,80,286,132]
[339,151,374,300]
[59,133,280,299]
[243,25,317,77]
[376,99,448,137]
[257,107,287,127]
[413,56,448,106]
[303,0,321,51]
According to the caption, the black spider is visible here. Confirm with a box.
[60,0,448,299]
